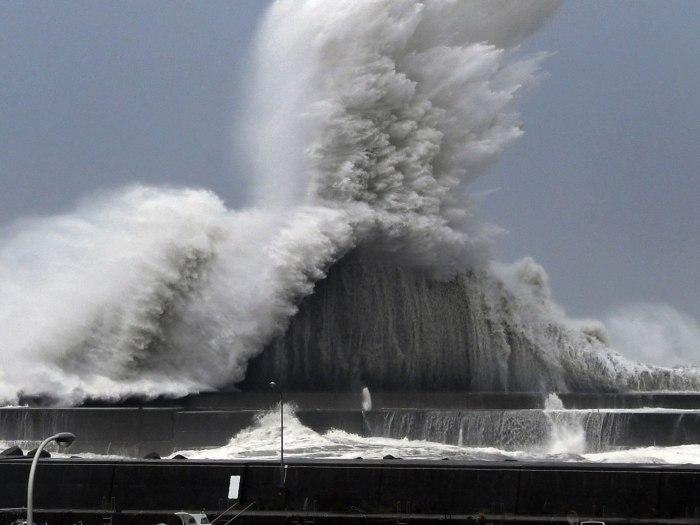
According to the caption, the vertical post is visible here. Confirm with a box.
[279,387,284,487]
[269,381,285,487]
[27,432,75,525]
[26,436,51,525]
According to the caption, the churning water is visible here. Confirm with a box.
[174,405,700,465]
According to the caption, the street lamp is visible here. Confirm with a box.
[27,432,75,525]
[268,381,284,487]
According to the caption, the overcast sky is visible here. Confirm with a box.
[1,1,698,320]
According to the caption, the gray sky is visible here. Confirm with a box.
[473,0,699,318]
[1,1,698,319]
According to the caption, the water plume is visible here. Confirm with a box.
[605,304,700,368]
[0,0,697,402]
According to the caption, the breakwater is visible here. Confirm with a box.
[0,407,364,457]
[367,408,700,451]
[2,393,700,456]
[73,391,700,410]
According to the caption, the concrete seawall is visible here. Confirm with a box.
[75,391,700,410]
[0,407,365,456]
[0,459,698,523]
[368,408,700,450]
[2,392,700,456]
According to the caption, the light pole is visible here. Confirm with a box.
[27,432,75,525]
[268,381,284,487]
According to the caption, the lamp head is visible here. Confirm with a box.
[54,432,76,448]
[269,381,277,391]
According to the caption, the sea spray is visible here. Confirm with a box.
[544,393,565,411]
[0,189,356,401]
[542,393,586,455]
[0,0,698,402]
[361,387,372,412]
[0,1,561,402]
[243,253,700,392]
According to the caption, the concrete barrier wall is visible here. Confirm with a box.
[0,408,364,456]
[0,408,176,456]
[0,461,115,510]
[78,391,550,410]
[2,405,700,456]
[173,410,258,449]
[0,460,698,520]
[621,412,700,447]
[73,391,700,411]
[297,410,365,435]
[559,392,700,409]
[367,408,700,450]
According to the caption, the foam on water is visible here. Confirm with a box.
[584,445,700,465]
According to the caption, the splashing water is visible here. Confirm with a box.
[361,387,372,412]
[544,393,565,411]
[605,303,700,367]
[174,407,700,465]
[0,0,698,403]
[0,0,560,402]
[541,393,586,454]
[544,417,587,456]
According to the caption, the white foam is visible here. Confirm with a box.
[584,445,700,465]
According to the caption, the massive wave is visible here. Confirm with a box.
[240,251,700,392]
[0,0,697,402]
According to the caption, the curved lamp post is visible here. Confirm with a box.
[268,382,284,487]
[27,432,75,525]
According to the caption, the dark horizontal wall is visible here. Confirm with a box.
[0,408,365,456]
[80,391,700,411]
[173,410,258,449]
[3,403,700,456]
[559,392,700,409]
[620,412,700,447]
[0,459,698,520]
[81,391,550,410]
[0,408,176,457]
[368,408,700,450]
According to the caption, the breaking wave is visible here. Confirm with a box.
[0,0,698,402]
